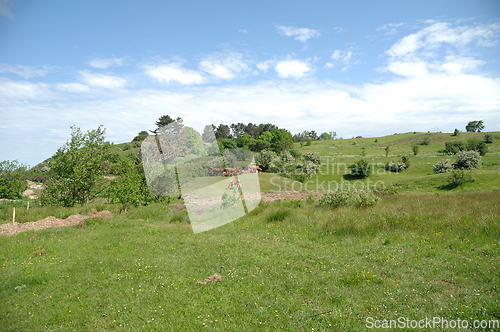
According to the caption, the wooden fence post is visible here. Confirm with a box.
[13,207,15,223]
[27,201,30,210]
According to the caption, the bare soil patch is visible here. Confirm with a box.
[261,191,324,201]
[0,210,112,236]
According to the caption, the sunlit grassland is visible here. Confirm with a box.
[291,132,500,193]
[1,193,499,331]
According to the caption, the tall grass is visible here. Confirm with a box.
[1,193,498,331]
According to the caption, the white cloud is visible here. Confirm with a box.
[377,22,404,36]
[143,63,204,85]
[89,57,126,69]
[386,61,429,78]
[2,69,500,167]
[199,52,250,80]
[0,0,13,17]
[55,83,90,93]
[387,22,500,60]
[0,64,55,79]
[331,50,352,63]
[256,60,275,73]
[276,25,320,42]
[78,71,127,89]
[0,78,52,100]
[238,29,248,33]
[385,21,498,79]
[274,59,312,78]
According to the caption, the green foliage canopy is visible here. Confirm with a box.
[42,125,112,207]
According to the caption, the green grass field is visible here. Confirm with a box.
[1,131,499,331]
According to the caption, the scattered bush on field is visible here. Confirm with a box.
[300,161,318,179]
[433,159,453,174]
[109,159,156,207]
[303,152,321,166]
[484,133,493,143]
[466,138,488,156]
[0,160,28,199]
[412,144,419,156]
[349,159,370,178]
[447,169,474,188]
[455,150,481,170]
[319,189,380,208]
[385,155,410,173]
[256,150,278,172]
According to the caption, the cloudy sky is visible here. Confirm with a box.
[0,0,499,166]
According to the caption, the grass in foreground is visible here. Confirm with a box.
[1,192,499,331]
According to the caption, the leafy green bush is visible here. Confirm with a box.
[433,159,453,174]
[42,126,112,207]
[300,161,318,179]
[303,152,321,165]
[453,129,460,136]
[385,162,406,173]
[447,169,474,188]
[349,159,370,178]
[0,160,28,199]
[109,159,157,207]
[444,141,465,154]
[466,138,488,156]
[385,156,409,173]
[412,144,419,156]
[455,150,481,170]
[319,189,380,208]
[484,133,493,144]
[279,151,295,164]
[401,155,411,168]
[256,150,277,172]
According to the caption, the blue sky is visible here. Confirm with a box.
[0,0,499,166]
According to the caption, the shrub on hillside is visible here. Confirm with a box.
[447,169,474,188]
[433,159,453,174]
[303,152,321,165]
[280,151,295,164]
[466,138,488,156]
[300,161,318,179]
[444,141,465,154]
[455,150,481,170]
[256,150,277,172]
[108,159,157,207]
[349,159,370,178]
[385,155,410,173]
[412,144,419,156]
[484,134,493,144]
[385,162,407,172]
[319,189,380,208]
[0,160,28,200]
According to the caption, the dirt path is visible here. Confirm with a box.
[0,210,112,236]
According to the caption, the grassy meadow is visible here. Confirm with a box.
[1,131,500,331]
